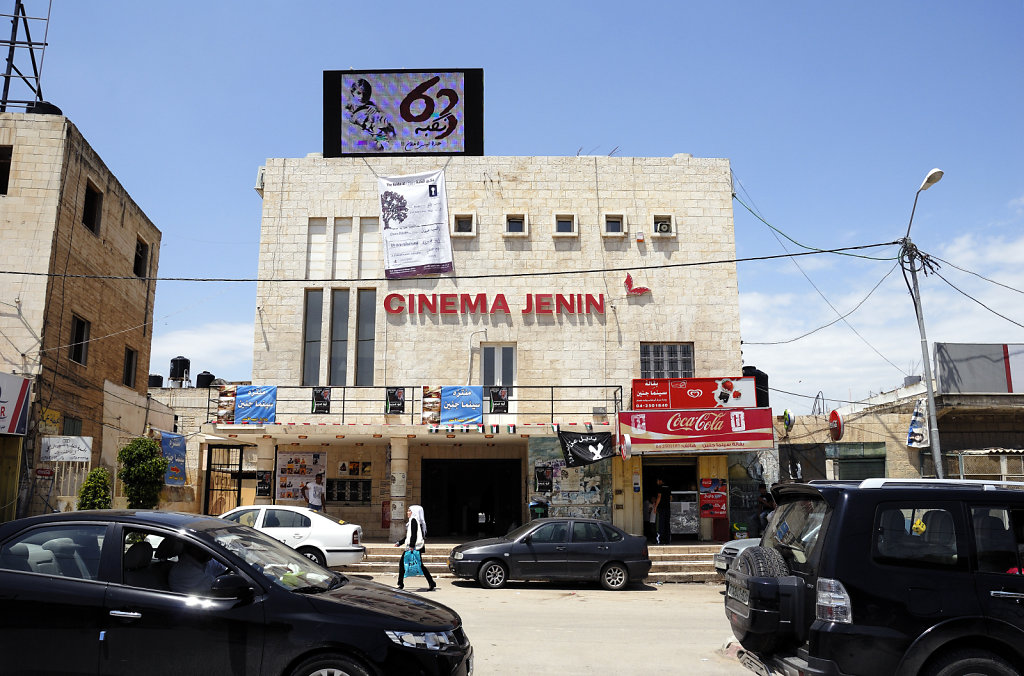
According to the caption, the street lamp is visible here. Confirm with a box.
[901,168,944,478]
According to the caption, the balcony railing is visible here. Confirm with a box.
[207,385,622,427]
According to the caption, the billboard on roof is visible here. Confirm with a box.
[324,69,483,157]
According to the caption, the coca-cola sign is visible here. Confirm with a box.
[617,408,774,452]
[631,377,755,410]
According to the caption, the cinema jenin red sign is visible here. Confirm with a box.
[618,408,775,452]
[384,292,605,315]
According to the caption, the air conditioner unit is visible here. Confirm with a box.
[655,221,672,234]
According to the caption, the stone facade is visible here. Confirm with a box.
[0,113,161,518]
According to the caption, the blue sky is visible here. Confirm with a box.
[22,1,1024,414]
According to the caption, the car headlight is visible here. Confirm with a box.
[452,551,464,560]
[386,629,459,651]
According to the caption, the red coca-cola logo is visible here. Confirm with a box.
[667,412,726,432]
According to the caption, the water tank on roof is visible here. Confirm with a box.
[169,356,190,380]
[742,365,770,408]
[196,371,215,388]
[148,374,164,388]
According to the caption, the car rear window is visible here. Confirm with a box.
[873,505,959,568]
[764,497,827,573]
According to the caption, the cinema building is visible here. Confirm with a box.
[193,147,777,542]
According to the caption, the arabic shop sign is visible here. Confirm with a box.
[384,292,605,316]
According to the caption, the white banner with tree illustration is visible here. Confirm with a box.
[377,169,453,278]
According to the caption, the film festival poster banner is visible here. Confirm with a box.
[216,385,237,423]
[235,385,277,424]
[159,432,187,486]
[378,169,454,279]
[277,452,326,501]
[489,386,509,414]
[312,387,331,414]
[439,386,484,425]
[557,431,616,468]
[421,386,441,424]
[385,387,405,414]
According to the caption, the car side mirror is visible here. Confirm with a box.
[210,573,254,601]
[522,534,532,544]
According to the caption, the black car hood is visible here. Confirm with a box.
[458,536,507,551]
[310,576,460,628]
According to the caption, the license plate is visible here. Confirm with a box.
[739,650,772,676]
[727,583,750,604]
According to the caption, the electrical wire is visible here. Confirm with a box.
[932,270,1024,330]
[930,255,1024,296]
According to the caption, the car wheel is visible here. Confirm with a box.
[289,652,373,676]
[600,562,629,591]
[731,546,791,654]
[298,547,327,567]
[734,545,788,578]
[923,650,1018,676]
[478,560,508,589]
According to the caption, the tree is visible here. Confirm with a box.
[77,467,112,510]
[380,190,408,229]
[117,437,169,509]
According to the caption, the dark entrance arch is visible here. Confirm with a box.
[421,459,522,538]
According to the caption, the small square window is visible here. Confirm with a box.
[83,182,102,234]
[601,213,627,238]
[451,213,477,237]
[553,214,577,238]
[0,145,12,195]
[123,347,138,387]
[652,214,675,237]
[133,239,149,278]
[503,214,529,237]
[62,416,83,436]
[70,315,90,365]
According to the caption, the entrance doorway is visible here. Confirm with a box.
[421,459,521,538]
[203,445,257,515]
[642,457,699,541]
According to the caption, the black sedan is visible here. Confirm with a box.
[0,510,472,676]
[448,517,651,591]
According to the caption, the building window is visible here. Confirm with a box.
[62,416,83,436]
[652,214,674,236]
[122,347,137,387]
[82,181,102,234]
[553,214,577,237]
[301,290,323,386]
[640,343,693,378]
[0,145,11,195]
[504,214,529,237]
[603,214,625,236]
[329,289,350,386]
[133,239,149,278]
[482,344,516,395]
[451,213,476,237]
[69,315,90,365]
[355,289,376,386]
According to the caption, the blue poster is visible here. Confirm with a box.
[161,432,187,486]
[235,385,277,424]
[440,386,483,425]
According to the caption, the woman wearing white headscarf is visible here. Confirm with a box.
[395,504,435,591]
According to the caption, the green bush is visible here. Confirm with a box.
[77,467,112,510]
[117,437,169,509]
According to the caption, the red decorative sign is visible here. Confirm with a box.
[35,468,54,477]
[829,410,844,441]
[617,408,775,452]
[631,377,755,410]
[699,478,728,518]
[384,292,605,316]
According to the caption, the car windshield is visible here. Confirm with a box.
[506,521,542,540]
[203,524,344,592]
[765,497,828,568]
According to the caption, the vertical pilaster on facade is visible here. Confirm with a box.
[389,437,409,541]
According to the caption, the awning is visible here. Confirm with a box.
[203,434,258,446]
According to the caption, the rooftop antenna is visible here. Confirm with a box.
[1,0,54,113]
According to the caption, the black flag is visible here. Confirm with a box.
[557,431,616,467]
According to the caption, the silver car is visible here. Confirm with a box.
[714,537,761,575]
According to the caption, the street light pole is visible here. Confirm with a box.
[902,168,944,478]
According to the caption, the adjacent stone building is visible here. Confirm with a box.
[0,112,162,519]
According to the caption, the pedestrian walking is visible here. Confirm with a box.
[395,504,436,591]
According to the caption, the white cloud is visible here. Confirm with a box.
[148,322,253,383]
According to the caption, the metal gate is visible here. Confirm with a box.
[203,445,244,516]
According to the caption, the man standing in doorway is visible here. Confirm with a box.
[302,473,326,512]
[653,477,672,545]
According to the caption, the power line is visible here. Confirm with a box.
[931,255,1024,296]
[0,241,901,283]
[933,270,1024,330]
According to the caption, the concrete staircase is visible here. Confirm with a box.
[336,540,723,584]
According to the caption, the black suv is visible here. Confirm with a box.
[725,479,1024,676]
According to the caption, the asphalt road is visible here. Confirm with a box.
[354,573,748,675]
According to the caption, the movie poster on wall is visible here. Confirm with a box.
[276,452,326,501]
[378,170,453,279]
